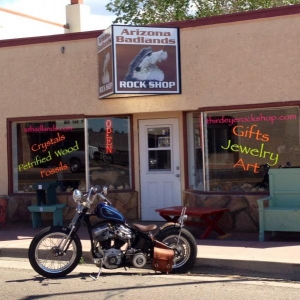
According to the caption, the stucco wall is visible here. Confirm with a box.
[180,15,300,107]
[2,13,300,119]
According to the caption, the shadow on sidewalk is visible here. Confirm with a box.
[0,222,42,241]
[2,221,300,249]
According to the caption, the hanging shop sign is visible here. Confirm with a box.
[98,25,181,99]
[98,27,114,98]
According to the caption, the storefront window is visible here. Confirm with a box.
[87,117,131,190]
[187,106,300,192]
[11,117,131,193]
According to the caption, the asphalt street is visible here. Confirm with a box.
[1,257,300,300]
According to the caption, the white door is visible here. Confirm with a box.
[139,119,181,221]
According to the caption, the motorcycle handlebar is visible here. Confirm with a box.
[86,186,112,206]
[96,192,111,203]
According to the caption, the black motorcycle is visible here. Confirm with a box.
[28,186,197,278]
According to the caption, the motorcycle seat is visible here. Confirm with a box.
[132,223,157,232]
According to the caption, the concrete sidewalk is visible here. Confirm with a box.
[1,222,300,281]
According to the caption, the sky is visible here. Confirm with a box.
[0,0,117,39]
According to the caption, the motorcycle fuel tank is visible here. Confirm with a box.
[96,202,126,222]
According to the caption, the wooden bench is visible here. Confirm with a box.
[257,168,300,241]
[28,182,65,228]
[28,204,66,228]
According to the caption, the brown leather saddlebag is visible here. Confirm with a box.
[151,241,174,274]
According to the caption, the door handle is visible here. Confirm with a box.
[175,174,180,177]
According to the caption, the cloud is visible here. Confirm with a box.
[85,0,114,16]
[84,0,116,27]
[88,14,115,30]
[1,0,69,23]
[0,0,116,38]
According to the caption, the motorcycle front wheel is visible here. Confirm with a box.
[28,227,82,278]
[155,227,197,273]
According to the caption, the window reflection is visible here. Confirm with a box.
[12,117,132,193]
[88,117,131,190]
[147,127,171,171]
[149,150,171,170]
[187,107,300,192]
[13,120,85,193]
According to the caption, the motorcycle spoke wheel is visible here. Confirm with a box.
[156,227,197,273]
[35,233,76,272]
[161,235,191,268]
[28,227,82,278]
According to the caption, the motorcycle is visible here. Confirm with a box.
[28,186,197,279]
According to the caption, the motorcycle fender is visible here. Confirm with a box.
[158,222,180,231]
[50,225,65,231]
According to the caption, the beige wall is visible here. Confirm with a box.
[1,10,300,195]
[180,15,300,107]
[2,14,300,116]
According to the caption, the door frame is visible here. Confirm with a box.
[138,118,182,220]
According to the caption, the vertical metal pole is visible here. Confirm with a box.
[84,118,89,190]
[201,112,208,191]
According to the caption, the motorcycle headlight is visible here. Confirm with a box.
[73,189,83,203]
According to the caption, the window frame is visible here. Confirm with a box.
[184,101,300,194]
[7,114,134,194]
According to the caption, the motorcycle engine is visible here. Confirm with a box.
[92,224,133,245]
[92,223,135,268]
[92,224,113,243]
[103,248,122,269]
[114,224,133,241]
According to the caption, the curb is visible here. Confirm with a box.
[193,258,300,281]
[2,245,300,281]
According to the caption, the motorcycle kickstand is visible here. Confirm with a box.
[90,259,104,280]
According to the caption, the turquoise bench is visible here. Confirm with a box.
[28,204,66,228]
[28,182,65,228]
[257,168,300,241]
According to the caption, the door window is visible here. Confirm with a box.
[147,127,171,171]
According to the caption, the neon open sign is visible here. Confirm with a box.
[106,119,113,154]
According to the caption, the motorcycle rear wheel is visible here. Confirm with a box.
[155,227,197,273]
[28,227,82,278]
